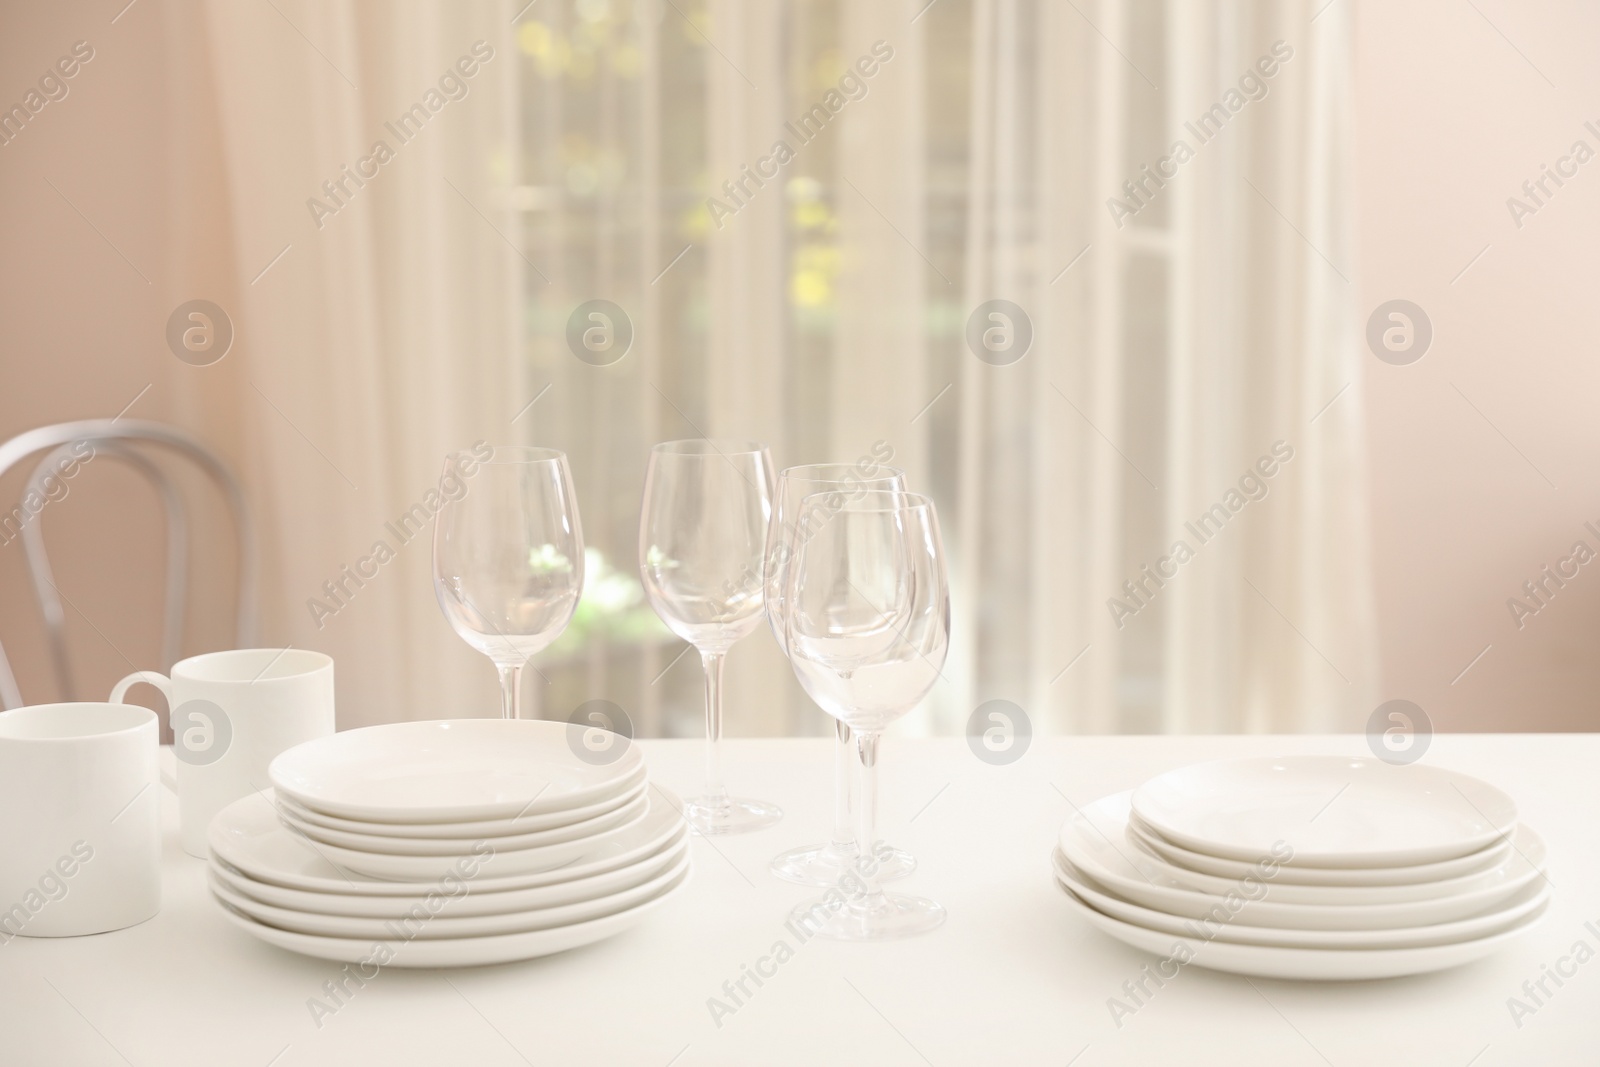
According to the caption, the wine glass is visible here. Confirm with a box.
[764,465,917,887]
[432,446,584,719]
[639,439,782,834]
[784,490,950,939]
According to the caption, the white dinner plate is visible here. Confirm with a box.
[311,797,652,880]
[275,769,647,839]
[269,719,645,823]
[214,864,692,968]
[279,791,649,856]
[1127,811,1515,887]
[1131,756,1518,868]
[1059,792,1545,930]
[1056,877,1549,980]
[1122,820,1536,905]
[1053,850,1552,951]
[211,832,688,919]
[210,786,687,896]
[209,848,690,939]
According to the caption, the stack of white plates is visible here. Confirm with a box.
[207,720,690,968]
[1054,756,1551,980]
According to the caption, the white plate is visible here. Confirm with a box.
[209,786,686,896]
[1053,850,1552,950]
[1059,792,1545,930]
[1127,811,1514,887]
[312,797,651,881]
[275,768,647,839]
[1131,756,1518,867]
[211,833,688,918]
[269,719,645,823]
[214,864,692,968]
[209,848,690,939]
[279,791,649,856]
[1056,878,1549,980]
[1122,820,1536,905]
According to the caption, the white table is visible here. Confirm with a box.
[4,734,1597,1066]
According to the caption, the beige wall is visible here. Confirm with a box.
[0,2,242,723]
[1354,0,1600,730]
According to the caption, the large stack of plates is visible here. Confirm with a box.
[1053,756,1550,980]
[206,720,689,968]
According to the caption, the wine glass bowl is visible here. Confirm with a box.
[432,446,584,719]
[640,439,782,834]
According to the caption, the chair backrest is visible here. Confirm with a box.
[0,419,256,709]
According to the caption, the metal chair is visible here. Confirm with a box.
[0,419,257,709]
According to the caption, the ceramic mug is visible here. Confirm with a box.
[0,702,161,938]
[112,649,334,858]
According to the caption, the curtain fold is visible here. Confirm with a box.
[956,0,1378,733]
[198,0,519,726]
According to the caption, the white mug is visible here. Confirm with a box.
[0,702,161,939]
[112,649,335,858]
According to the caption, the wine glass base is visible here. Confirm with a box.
[787,892,946,941]
[684,796,783,835]
[769,843,915,886]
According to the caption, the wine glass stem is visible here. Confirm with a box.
[496,663,524,720]
[701,650,730,810]
[855,729,884,902]
[831,718,856,850]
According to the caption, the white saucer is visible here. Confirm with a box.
[275,769,647,839]
[279,791,649,856]
[1060,792,1544,930]
[211,832,688,918]
[1124,821,1537,905]
[213,864,692,968]
[1056,877,1549,980]
[1127,811,1514,887]
[269,719,645,823]
[209,849,690,939]
[1053,850,1552,950]
[210,786,686,895]
[1131,756,1518,868]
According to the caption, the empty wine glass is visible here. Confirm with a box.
[640,439,782,834]
[433,446,584,719]
[784,490,950,939]
[764,465,917,887]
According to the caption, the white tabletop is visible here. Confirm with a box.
[3,734,1597,1066]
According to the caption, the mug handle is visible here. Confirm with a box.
[110,671,179,793]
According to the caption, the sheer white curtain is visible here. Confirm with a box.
[196,0,520,727]
[952,0,1378,734]
[189,0,1375,734]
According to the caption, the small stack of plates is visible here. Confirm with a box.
[1054,756,1551,980]
[207,720,690,968]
